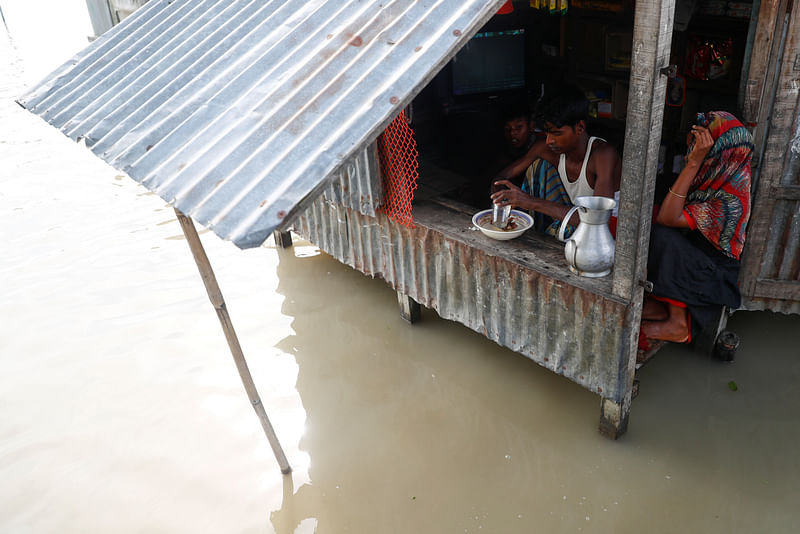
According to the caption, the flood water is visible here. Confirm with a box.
[2,2,799,533]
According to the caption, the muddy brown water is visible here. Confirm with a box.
[2,2,799,532]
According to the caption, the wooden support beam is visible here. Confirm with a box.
[602,0,675,439]
[768,184,800,200]
[397,291,421,323]
[742,0,790,173]
[175,209,291,474]
[599,394,631,440]
[613,0,675,301]
[273,229,293,249]
[752,279,800,300]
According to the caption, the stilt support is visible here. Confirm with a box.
[599,394,631,440]
[175,209,291,474]
[397,291,421,324]
[273,230,293,249]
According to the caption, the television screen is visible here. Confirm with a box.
[451,30,526,96]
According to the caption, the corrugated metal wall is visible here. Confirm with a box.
[295,198,632,402]
[321,144,382,218]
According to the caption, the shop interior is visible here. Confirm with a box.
[409,0,751,212]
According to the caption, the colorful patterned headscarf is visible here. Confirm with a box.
[683,111,753,259]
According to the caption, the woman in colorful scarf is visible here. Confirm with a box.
[641,111,753,344]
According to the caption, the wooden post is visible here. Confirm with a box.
[273,230,293,249]
[599,302,641,438]
[606,0,676,438]
[599,394,631,439]
[397,291,421,323]
[175,209,291,474]
[740,0,790,178]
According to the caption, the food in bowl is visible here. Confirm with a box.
[472,209,533,240]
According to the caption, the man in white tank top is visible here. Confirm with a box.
[491,85,621,229]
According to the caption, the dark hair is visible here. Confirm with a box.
[500,101,531,125]
[533,84,589,129]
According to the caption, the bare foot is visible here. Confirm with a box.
[642,296,668,321]
[641,302,689,343]
[641,320,689,343]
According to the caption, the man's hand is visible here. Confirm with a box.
[490,179,531,209]
[493,179,581,226]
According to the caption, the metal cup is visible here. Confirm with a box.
[492,203,511,229]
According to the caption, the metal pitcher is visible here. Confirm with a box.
[557,196,617,277]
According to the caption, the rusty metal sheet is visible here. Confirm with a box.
[16,0,508,249]
[295,198,632,402]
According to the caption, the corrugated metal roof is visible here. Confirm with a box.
[17,0,506,249]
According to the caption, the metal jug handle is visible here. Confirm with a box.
[558,205,583,242]
[569,238,579,269]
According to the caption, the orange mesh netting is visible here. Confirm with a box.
[376,110,418,227]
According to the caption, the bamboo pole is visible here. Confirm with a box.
[174,209,291,474]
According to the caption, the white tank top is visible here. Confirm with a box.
[558,136,602,203]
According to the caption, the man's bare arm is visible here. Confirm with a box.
[590,143,621,199]
[493,138,550,184]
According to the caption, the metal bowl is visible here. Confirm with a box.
[472,209,533,241]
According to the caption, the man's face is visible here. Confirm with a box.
[544,121,584,154]
[504,118,532,149]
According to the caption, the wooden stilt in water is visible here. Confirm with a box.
[599,394,631,439]
[175,209,291,474]
[273,230,293,249]
[397,291,421,323]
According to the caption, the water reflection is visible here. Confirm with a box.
[267,239,800,533]
[270,243,606,531]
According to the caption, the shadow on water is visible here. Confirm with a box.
[267,243,597,532]
[265,241,799,533]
